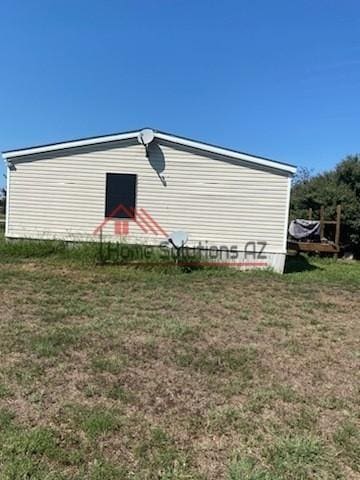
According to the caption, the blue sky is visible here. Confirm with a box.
[1,0,359,187]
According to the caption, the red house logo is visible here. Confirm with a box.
[93,204,168,238]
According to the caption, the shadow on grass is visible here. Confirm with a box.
[284,255,320,274]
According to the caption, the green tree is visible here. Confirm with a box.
[290,155,360,254]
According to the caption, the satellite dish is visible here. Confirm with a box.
[137,128,155,146]
[168,231,188,249]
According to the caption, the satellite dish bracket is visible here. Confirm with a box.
[137,129,155,157]
[168,231,188,250]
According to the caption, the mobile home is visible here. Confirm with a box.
[2,128,296,272]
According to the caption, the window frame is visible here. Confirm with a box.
[104,172,137,220]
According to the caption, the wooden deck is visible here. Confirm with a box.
[288,205,341,257]
[287,240,339,254]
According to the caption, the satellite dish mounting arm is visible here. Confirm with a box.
[137,129,155,158]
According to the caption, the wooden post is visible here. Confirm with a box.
[308,208,312,220]
[334,204,341,258]
[320,206,325,240]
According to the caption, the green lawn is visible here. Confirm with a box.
[0,238,359,479]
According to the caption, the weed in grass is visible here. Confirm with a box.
[154,316,200,341]
[245,385,298,414]
[261,303,281,316]
[228,456,269,480]
[90,459,128,480]
[219,377,254,397]
[0,407,15,429]
[206,407,257,438]
[319,396,348,411]
[286,406,318,432]
[135,427,195,480]
[239,308,251,320]
[175,346,258,376]
[11,362,45,387]
[0,382,12,398]
[85,371,133,402]
[40,299,96,323]
[83,383,102,398]
[275,385,299,403]
[245,392,272,415]
[67,405,123,439]
[260,318,292,330]
[333,421,360,472]
[143,334,158,354]
[282,338,303,355]
[82,409,122,439]
[38,307,69,324]
[91,354,128,375]
[30,326,82,357]
[56,435,87,468]
[106,384,134,402]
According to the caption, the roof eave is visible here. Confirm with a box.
[2,130,140,160]
[155,132,296,175]
[2,129,296,175]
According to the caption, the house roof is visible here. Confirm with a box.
[2,128,296,175]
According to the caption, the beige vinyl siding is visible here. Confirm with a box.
[7,140,290,254]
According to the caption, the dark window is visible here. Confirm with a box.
[105,173,137,219]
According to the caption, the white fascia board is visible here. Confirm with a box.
[3,131,140,159]
[5,163,10,237]
[2,128,296,175]
[155,132,296,175]
[283,176,292,252]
